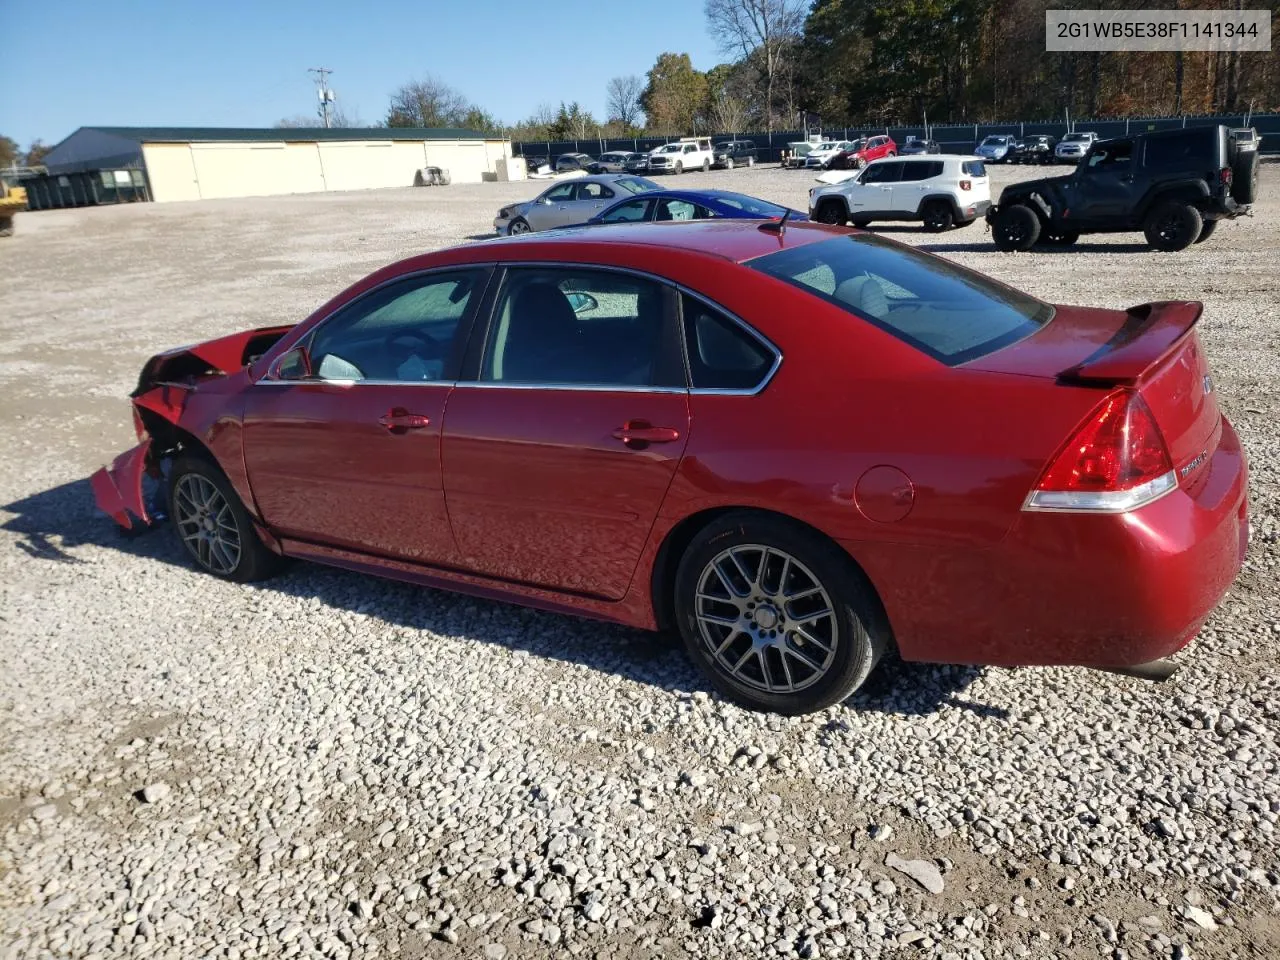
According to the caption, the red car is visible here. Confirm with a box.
[831,135,898,170]
[92,220,1248,715]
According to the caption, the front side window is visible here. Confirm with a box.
[861,161,903,184]
[681,294,776,391]
[599,199,651,223]
[544,183,575,202]
[654,198,704,221]
[749,235,1053,365]
[1085,139,1133,171]
[308,271,481,382]
[482,269,679,387]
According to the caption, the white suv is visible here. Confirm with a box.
[803,140,856,168]
[1055,131,1099,163]
[647,138,714,174]
[808,155,991,232]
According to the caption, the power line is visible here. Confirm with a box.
[309,67,335,128]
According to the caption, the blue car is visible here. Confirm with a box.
[580,189,806,227]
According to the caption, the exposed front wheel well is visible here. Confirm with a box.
[650,506,892,645]
[136,410,213,463]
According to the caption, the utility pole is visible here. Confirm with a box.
[309,67,335,128]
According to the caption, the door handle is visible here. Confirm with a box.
[379,408,431,433]
[612,420,681,449]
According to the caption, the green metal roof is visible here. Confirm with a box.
[82,126,496,143]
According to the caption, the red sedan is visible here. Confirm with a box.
[92,220,1248,715]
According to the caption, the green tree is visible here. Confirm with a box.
[547,102,597,141]
[386,75,495,130]
[0,135,20,170]
[640,53,709,135]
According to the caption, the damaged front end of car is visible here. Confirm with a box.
[90,325,293,530]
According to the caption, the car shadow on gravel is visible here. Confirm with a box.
[6,477,1008,718]
[915,240,1154,255]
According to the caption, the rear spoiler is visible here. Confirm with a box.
[1057,301,1203,386]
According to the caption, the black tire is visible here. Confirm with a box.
[674,161,684,175]
[992,204,1041,252]
[0,217,12,238]
[1039,228,1080,247]
[673,512,890,715]
[1143,201,1202,252]
[168,455,283,582]
[725,158,734,170]
[508,217,531,235]
[702,158,710,173]
[850,218,872,229]
[1231,150,1258,205]
[747,156,755,167]
[921,200,954,232]
[1194,219,1218,244]
[814,199,847,226]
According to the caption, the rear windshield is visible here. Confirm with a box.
[615,177,658,194]
[961,159,987,177]
[748,235,1053,365]
[713,192,788,217]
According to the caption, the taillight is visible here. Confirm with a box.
[959,179,972,191]
[1024,390,1177,513]
[1220,166,1232,186]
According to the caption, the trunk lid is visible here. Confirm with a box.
[969,301,1221,481]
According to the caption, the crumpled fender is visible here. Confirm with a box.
[90,438,154,529]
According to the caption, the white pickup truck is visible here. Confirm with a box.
[646,138,714,174]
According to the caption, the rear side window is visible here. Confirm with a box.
[681,294,776,390]
[961,160,987,177]
[899,161,943,182]
[1143,130,1213,170]
[748,235,1053,365]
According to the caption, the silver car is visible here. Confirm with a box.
[493,175,660,235]
[1055,132,1099,163]
[974,135,1015,163]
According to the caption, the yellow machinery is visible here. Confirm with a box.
[0,180,25,237]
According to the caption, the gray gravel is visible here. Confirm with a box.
[1,164,1278,959]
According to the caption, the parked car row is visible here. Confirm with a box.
[523,138,762,177]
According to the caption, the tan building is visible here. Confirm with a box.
[39,126,512,203]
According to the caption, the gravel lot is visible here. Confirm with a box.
[2,164,1278,960]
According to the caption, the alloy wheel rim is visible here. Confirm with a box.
[510,221,529,234]
[694,544,838,694]
[174,474,241,574]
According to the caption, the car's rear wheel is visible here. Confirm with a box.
[725,157,735,170]
[1194,219,1218,244]
[169,455,282,582]
[1143,201,1202,252]
[921,200,954,232]
[814,200,847,225]
[992,204,1041,251]
[674,513,889,715]
[1039,228,1079,246]
[508,217,531,235]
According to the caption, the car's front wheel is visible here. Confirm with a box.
[674,161,684,175]
[702,158,710,172]
[1143,201,1202,252]
[508,217,531,235]
[814,199,847,225]
[674,513,889,715]
[169,455,282,582]
[992,204,1041,251]
[1194,219,1218,244]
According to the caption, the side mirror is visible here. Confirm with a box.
[565,291,599,314]
[271,345,312,381]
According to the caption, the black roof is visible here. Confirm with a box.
[78,126,495,143]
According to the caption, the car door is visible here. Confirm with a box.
[242,268,488,565]
[852,161,902,214]
[596,198,654,223]
[1070,138,1136,223]
[570,180,617,223]
[526,182,577,230]
[441,265,690,599]
[891,160,942,214]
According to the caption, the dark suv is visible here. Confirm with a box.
[987,125,1258,252]
[712,141,758,169]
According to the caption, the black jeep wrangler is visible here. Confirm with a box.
[986,124,1257,252]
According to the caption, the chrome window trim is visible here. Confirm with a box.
[452,382,687,394]
[255,378,459,389]
[254,265,493,387]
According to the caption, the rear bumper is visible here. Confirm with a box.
[960,199,991,222]
[850,416,1248,669]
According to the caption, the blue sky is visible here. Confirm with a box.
[0,0,724,149]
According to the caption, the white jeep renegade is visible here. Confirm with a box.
[808,155,992,232]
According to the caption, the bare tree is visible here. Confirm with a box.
[704,0,805,130]
[386,75,473,127]
[709,89,749,134]
[606,75,645,128]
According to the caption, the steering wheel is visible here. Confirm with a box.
[386,330,442,357]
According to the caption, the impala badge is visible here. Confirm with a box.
[1202,374,1214,395]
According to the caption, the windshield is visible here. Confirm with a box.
[713,193,788,217]
[748,235,1053,365]
[658,145,682,154]
[1064,133,1091,142]
[615,177,658,194]
[981,137,1007,146]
